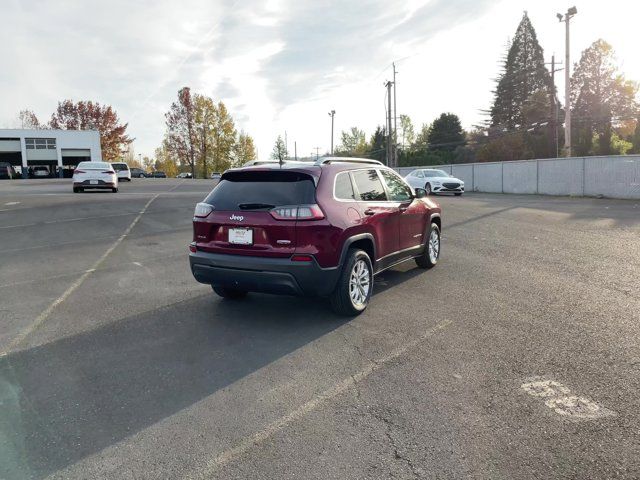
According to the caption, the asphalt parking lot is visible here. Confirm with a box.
[1,178,639,479]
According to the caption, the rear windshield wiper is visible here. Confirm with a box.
[238,203,276,210]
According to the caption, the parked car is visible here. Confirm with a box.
[72,161,118,193]
[210,172,221,180]
[177,172,193,178]
[111,162,131,181]
[189,157,442,316]
[0,162,17,179]
[404,169,464,196]
[32,166,50,178]
[130,167,147,178]
[151,171,167,178]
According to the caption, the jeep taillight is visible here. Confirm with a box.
[194,202,213,218]
[270,204,324,221]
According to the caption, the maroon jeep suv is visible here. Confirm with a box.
[189,158,442,316]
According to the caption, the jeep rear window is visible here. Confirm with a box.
[204,171,316,210]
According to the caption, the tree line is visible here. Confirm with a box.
[316,12,640,165]
[13,88,256,177]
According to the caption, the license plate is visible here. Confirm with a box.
[228,228,253,245]
[90,180,98,185]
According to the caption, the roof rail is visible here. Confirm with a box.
[315,157,383,166]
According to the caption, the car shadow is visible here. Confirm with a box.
[0,293,346,479]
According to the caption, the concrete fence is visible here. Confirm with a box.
[396,155,640,199]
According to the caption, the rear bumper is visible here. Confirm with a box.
[189,250,340,297]
[74,180,115,190]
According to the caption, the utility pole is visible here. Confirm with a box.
[558,6,577,157]
[546,54,564,158]
[314,147,320,161]
[294,141,297,161]
[392,63,398,167]
[385,80,393,166]
[328,110,335,155]
[284,131,288,160]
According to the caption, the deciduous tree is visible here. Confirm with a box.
[165,87,197,177]
[234,131,257,165]
[49,100,132,161]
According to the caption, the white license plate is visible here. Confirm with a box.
[90,180,98,185]
[228,228,253,245]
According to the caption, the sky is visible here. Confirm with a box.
[1,0,640,160]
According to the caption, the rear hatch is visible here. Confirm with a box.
[193,170,320,258]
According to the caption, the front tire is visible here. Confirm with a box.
[454,192,462,196]
[112,187,118,193]
[212,286,248,300]
[424,183,432,195]
[415,223,440,269]
[330,249,373,316]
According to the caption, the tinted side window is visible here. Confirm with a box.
[381,170,412,202]
[334,172,355,200]
[352,169,387,201]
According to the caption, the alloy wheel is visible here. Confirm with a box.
[428,228,440,263]
[349,259,371,309]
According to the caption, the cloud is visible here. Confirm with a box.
[0,0,497,157]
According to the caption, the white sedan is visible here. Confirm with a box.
[72,161,119,193]
[405,168,464,196]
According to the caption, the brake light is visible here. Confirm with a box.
[74,169,86,174]
[102,170,115,174]
[270,204,324,221]
[194,202,213,218]
[291,255,313,262]
[189,242,197,253]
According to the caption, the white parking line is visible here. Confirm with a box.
[185,319,453,479]
[0,194,160,357]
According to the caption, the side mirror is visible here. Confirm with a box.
[414,187,427,199]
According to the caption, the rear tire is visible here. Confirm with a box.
[73,187,79,193]
[212,286,248,300]
[330,249,373,316]
[415,223,440,269]
[112,187,118,193]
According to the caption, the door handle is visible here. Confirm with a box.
[364,208,375,216]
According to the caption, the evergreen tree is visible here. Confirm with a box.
[571,39,639,156]
[367,126,386,163]
[631,117,640,154]
[427,113,465,152]
[490,13,552,130]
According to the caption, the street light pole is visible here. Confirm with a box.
[558,6,577,157]
[328,110,335,155]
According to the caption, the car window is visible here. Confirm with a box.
[424,169,449,177]
[112,163,129,171]
[352,169,387,202]
[415,170,424,178]
[334,172,355,200]
[380,170,412,202]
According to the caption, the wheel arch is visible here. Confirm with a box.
[338,233,376,269]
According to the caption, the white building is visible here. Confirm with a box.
[0,129,102,178]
